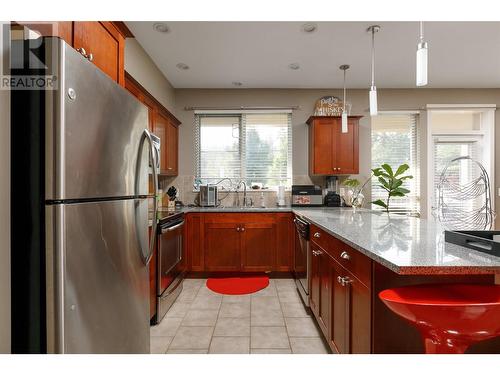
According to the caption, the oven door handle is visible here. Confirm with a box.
[161,220,185,234]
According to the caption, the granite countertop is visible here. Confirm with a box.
[292,207,500,275]
[149,205,500,275]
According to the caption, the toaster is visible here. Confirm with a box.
[199,185,218,207]
[291,185,323,207]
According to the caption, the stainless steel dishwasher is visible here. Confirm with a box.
[294,215,311,306]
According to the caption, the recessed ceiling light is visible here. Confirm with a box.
[232,81,243,87]
[288,63,300,70]
[301,23,317,33]
[153,23,170,33]
[176,63,189,70]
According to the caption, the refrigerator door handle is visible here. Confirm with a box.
[137,129,159,266]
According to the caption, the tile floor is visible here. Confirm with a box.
[150,278,331,354]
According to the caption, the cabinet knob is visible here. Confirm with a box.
[168,167,173,170]
[338,168,341,171]
[241,227,245,232]
[313,232,321,238]
[340,251,350,260]
[236,227,240,232]
[337,276,343,284]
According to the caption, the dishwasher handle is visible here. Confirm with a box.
[161,220,185,234]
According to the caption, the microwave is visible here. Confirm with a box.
[199,185,218,207]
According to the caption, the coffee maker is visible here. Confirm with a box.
[324,176,342,207]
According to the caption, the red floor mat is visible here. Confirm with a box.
[206,276,269,295]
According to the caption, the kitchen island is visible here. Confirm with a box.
[176,206,500,353]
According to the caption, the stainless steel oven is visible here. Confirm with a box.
[155,212,185,324]
[294,215,310,307]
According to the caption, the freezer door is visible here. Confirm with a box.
[45,40,149,200]
[47,198,150,353]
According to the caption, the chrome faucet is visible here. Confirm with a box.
[236,180,250,207]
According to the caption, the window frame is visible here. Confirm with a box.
[194,110,293,190]
[370,110,421,214]
[425,105,496,218]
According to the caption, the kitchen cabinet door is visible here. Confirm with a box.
[73,22,125,85]
[335,119,359,175]
[310,118,335,175]
[164,119,179,176]
[318,249,332,339]
[310,242,321,317]
[186,213,204,272]
[204,222,241,272]
[276,213,293,271]
[154,111,169,174]
[331,260,371,354]
[307,116,361,176]
[241,222,277,272]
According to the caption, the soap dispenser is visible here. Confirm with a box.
[260,192,265,208]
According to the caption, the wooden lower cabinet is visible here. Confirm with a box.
[185,212,293,273]
[330,259,371,354]
[241,222,277,272]
[204,222,242,272]
[311,234,371,354]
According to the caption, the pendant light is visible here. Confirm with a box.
[367,25,380,116]
[339,64,350,133]
[416,21,428,87]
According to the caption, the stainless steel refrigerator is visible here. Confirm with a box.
[11,37,158,353]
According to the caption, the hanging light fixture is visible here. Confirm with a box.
[367,25,380,116]
[416,21,428,87]
[339,64,350,133]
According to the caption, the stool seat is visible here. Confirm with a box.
[379,284,500,354]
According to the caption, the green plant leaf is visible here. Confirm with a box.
[394,187,410,194]
[372,199,388,209]
[393,179,403,189]
[381,164,394,177]
[372,168,382,176]
[394,163,410,176]
[399,175,413,180]
[378,177,390,190]
[390,191,406,197]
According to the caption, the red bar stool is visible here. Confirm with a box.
[379,284,500,354]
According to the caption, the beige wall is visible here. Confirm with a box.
[0,22,11,353]
[174,88,500,223]
[124,38,176,113]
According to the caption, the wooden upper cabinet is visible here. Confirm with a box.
[307,116,361,176]
[165,119,179,176]
[124,72,181,176]
[73,22,125,85]
[15,21,129,86]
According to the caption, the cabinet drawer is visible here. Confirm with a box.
[310,224,371,288]
[310,224,335,252]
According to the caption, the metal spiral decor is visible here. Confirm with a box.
[436,156,495,230]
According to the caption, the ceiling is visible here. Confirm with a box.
[126,21,500,89]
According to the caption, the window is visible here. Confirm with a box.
[371,113,420,213]
[427,107,495,218]
[195,112,292,188]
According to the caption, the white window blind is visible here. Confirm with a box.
[195,112,292,188]
[371,113,420,213]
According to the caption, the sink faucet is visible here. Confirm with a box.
[237,181,249,207]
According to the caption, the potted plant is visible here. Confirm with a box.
[371,163,413,213]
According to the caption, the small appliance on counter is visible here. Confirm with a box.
[324,176,342,207]
[199,184,218,207]
[292,185,323,207]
